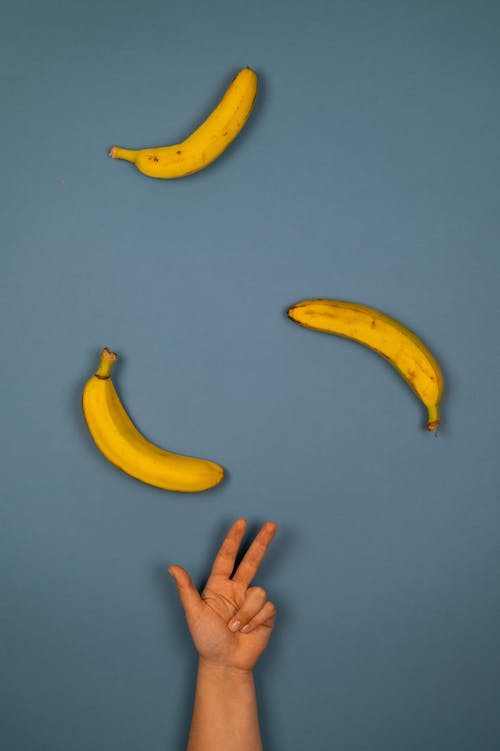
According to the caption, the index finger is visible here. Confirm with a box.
[232,521,278,587]
[209,518,247,578]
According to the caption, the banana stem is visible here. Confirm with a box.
[426,405,440,436]
[109,146,137,163]
[95,347,118,379]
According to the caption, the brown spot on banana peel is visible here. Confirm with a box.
[407,369,417,384]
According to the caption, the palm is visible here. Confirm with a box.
[195,575,271,671]
[170,519,277,672]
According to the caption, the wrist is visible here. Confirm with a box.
[198,658,254,682]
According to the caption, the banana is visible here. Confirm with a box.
[82,348,224,492]
[109,67,258,179]
[287,299,444,433]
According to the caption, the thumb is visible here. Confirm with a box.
[168,565,203,616]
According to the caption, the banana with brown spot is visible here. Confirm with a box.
[109,67,258,179]
[287,299,444,434]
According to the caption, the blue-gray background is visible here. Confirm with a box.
[1,1,499,749]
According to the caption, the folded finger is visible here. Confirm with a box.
[240,601,277,633]
[232,521,277,587]
[227,586,267,631]
[209,518,247,578]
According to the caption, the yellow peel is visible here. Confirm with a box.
[109,67,258,179]
[82,349,224,492]
[287,299,444,432]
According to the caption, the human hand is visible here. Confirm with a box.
[169,518,278,673]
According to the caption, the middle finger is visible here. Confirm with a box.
[232,521,277,587]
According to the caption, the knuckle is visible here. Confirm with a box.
[252,586,267,599]
[267,601,276,615]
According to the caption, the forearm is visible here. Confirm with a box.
[187,659,263,751]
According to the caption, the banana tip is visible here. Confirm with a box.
[102,347,118,362]
[426,420,440,437]
[109,146,118,159]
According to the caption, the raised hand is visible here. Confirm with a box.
[169,518,277,672]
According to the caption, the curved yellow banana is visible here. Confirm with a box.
[82,348,224,492]
[287,300,444,434]
[109,67,258,179]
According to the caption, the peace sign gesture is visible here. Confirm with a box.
[169,519,278,672]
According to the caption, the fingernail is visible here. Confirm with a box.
[240,624,250,633]
[228,619,241,632]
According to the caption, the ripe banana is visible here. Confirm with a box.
[287,299,444,433]
[82,348,224,492]
[109,67,258,179]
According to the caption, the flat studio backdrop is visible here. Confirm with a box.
[1,1,499,749]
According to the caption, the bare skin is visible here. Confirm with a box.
[169,518,278,751]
